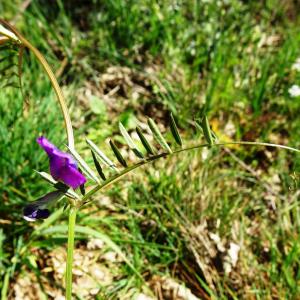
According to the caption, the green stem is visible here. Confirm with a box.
[82,140,300,204]
[66,207,77,300]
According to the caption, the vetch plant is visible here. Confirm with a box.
[23,137,86,222]
[1,20,300,299]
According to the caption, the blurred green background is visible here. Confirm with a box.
[1,0,300,299]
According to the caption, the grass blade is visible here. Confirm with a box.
[201,116,214,145]
[76,226,144,280]
[40,225,144,280]
[169,113,182,146]
[1,269,10,300]
[86,138,118,171]
[109,140,128,167]
[119,122,144,158]
[148,118,172,153]
[194,120,203,132]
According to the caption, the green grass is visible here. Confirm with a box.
[1,0,300,299]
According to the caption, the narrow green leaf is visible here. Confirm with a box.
[0,82,19,89]
[119,122,144,158]
[194,120,203,132]
[169,113,182,146]
[78,168,86,195]
[0,54,16,64]
[91,150,106,180]
[201,116,214,145]
[55,186,80,201]
[35,171,80,200]
[1,270,10,300]
[0,24,20,42]
[0,44,19,53]
[211,130,218,141]
[33,207,65,237]
[86,138,118,171]
[79,183,85,196]
[136,126,155,155]
[119,123,136,149]
[63,203,70,212]
[109,140,128,167]
[148,118,172,153]
[66,146,100,183]
[35,171,56,185]
[0,63,17,74]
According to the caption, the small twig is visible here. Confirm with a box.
[55,57,69,78]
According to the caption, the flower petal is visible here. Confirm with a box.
[37,136,57,155]
[23,190,63,222]
[52,164,86,189]
[37,136,86,189]
[37,136,77,167]
[23,207,50,222]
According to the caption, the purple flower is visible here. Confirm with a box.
[23,191,63,222]
[37,136,86,189]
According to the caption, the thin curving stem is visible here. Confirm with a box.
[0,20,75,149]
